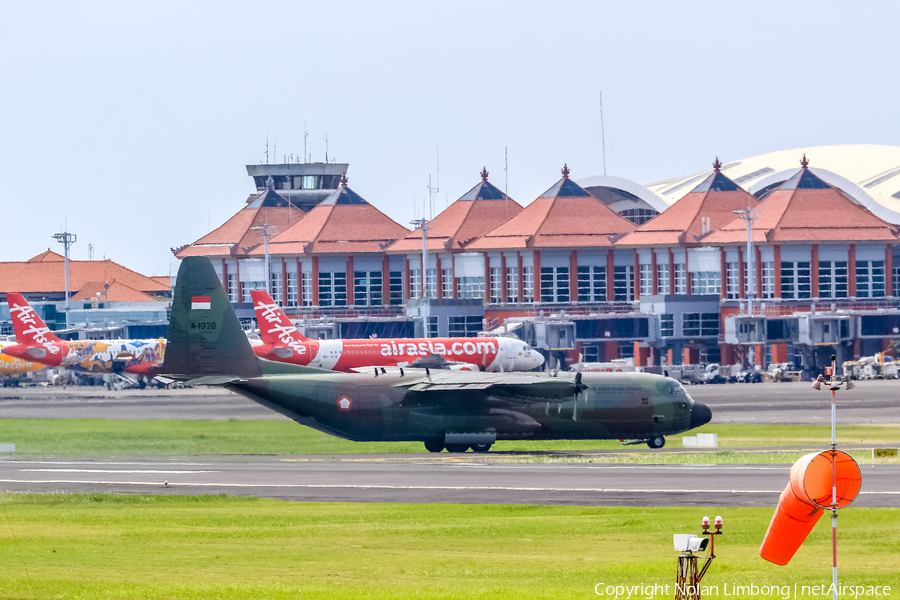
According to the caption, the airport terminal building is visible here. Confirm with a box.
[174,145,900,377]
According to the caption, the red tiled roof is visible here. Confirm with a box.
[149,276,172,289]
[386,177,523,253]
[28,250,65,262]
[176,206,303,259]
[71,280,159,302]
[619,171,758,247]
[467,175,635,252]
[0,259,170,295]
[254,186,409,256]
[705,169,899,244]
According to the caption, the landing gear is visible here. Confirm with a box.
[471,443,493,453]
[647,435,666,449]
[424,438,444,453]
[445,444,469,453]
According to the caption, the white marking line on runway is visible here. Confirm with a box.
[18,469,217,474]
[0,478,896,495]
[10,461,216,467]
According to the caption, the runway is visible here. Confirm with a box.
[1,381,897,507]
[1,455,898,507]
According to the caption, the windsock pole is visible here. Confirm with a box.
[830,355,838,600]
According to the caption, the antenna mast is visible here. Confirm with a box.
[425,147,440,219]
[304,122,308,163]
[599,90,607,176]
[505,146,509,220]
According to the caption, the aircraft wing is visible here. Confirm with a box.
[402,373,579,404]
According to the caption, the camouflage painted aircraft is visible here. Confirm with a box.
[249,290,544,372]
[1,293,166,376]
[161,257,712,452]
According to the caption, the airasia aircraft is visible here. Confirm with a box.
[250,290,544,373]
[1,293,166,376]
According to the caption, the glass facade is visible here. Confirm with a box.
[856,260,885,297]
[540,266,570,302]
[577,266,606,301]
[353,271,382,306]
[818,261,848,298]
[506,267,518,303]
[318,272,347,306]
[781,261,811,299]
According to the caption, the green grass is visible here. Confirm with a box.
[0,419,897,461]
[0,494,896,600]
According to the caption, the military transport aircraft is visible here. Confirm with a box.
[249,290,544,373]
[161,257,712,452]
[1,293,166,376]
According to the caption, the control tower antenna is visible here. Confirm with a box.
[325,134,328,163]
[304,122,308,164]
[265,134,269,165]
[599,90,607,175]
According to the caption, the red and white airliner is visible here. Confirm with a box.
[249,290,544,373]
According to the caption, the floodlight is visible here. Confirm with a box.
[674,535,709,553]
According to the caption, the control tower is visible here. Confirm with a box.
[246,161,349,212]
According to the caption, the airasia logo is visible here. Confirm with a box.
[254,300,306,355]
[337,396,352,411]
[9,303,60,354]
[379,340,496,358]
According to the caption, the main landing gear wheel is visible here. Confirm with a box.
[647,436,666,449]
[424,439,444,453]
[471,443,493,453]
[445,444,469,453]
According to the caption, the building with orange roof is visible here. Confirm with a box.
[385,168,523,304]
[697,155,900,370]
[612,160,759,367]
[244,173,409,312]
[0,250,171,339]
[0,250,169,303]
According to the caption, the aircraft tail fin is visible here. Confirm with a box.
[250,289,311,343]
[162,257,263,380]
[6,293,64,346]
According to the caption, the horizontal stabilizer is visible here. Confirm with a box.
[183,376,247,387]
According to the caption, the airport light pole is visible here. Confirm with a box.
[733,207,759,367]
[251,223,276,297]
[410,217,431,338]
[52,230,77,329]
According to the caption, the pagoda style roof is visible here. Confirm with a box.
[386,168,523,253]
[467,165,635,251]
[175,202,303,259]
[255,176,409,256]
[705,155,900,244]
[619,159,758,246]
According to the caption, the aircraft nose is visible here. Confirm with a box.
[532,351,545,368]
[690,402,712,429]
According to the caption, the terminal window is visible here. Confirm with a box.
[780,261,811,299]
[577,265,606,302]
[448,315,482,337]
[856,260,885,298]
[657,263,669,295]
[540,266,570,302]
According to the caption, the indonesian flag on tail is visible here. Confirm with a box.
[192,296,211,310]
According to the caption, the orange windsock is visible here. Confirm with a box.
[759,451,861,565]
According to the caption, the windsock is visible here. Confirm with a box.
[759,450,861,565]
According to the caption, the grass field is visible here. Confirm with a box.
[0,493,896,600]
[0,419,898,464]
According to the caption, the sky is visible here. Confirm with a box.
[1,0,898,277]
